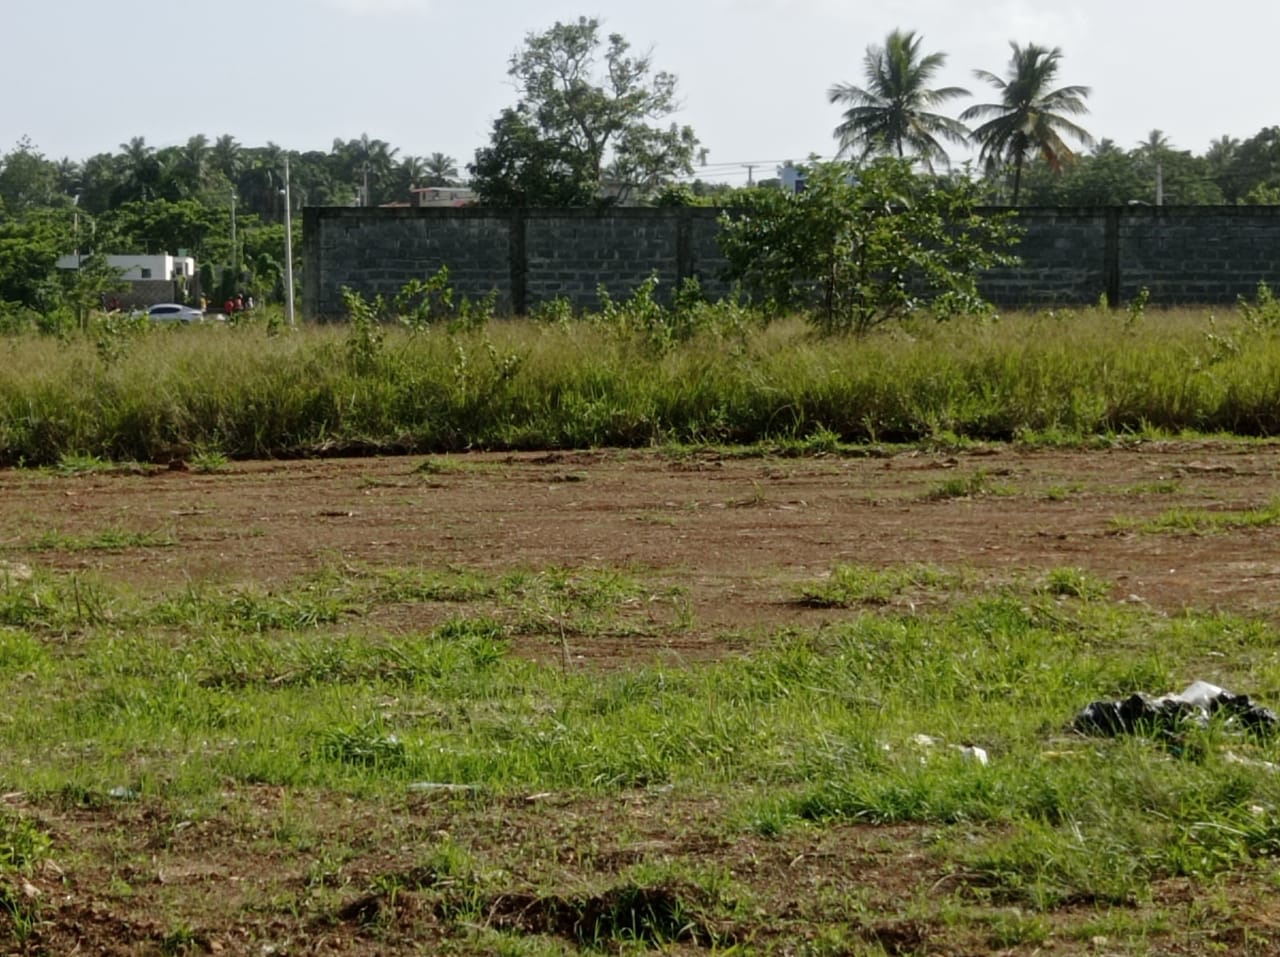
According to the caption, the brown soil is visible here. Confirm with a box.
[3,441,1280,954]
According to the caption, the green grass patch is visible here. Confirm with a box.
[414,456,503,476]
[2,559,1280,936]
[797,563,965,606]
[921,470,1015,501]
[1036,566,1112,601]
[1119,479,1183,496]
[1042,482,1086,501]
[28,528,178,552]
[1114,497,1280,534]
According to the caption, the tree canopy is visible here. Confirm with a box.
[961,42,1093,204]
[828,29,970,171]
[469,17,699,206]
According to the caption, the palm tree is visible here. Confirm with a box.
[331,134,400,204]
[961,42,1093,204]
[53,157,82,199]
[1137,129,1172,156]
[423,152,459,187]
[827,29,969,171]
[392,155,428,198]
[117,136,161,202]
[211,134,243,183]
[241,142,287,220]
[176,134,211,195]
[1205,134,1242,201]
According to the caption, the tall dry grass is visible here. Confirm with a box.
[1,302,1278,465]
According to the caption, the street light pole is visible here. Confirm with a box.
[230,191,238,291]
[283,156,296,327]
[72,193,84,331]
[73,192,82,273]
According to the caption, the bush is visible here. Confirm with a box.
[718,158,1019,335]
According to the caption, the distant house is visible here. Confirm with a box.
[55,253,198,308]
[778,162,806,194]
[408,186,476,207]
[55,253,195,281]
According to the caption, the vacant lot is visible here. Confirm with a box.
[2,441,1280,954]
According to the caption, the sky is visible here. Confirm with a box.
[5,0,1277,186]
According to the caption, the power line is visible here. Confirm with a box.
[672,155,836,183]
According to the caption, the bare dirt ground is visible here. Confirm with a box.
[7,440,1280,631]
[3,441,1280,955]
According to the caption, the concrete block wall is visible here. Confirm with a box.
[1114,207,1280,303]
[121,279,181,309]
[524,209,680,305]
[976,209,1109,307]
[303,205,1280,319]
[303,207,514,317]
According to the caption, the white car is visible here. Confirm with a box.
[146,303,205,323]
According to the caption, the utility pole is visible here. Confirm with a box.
[744,164,756,186]
[230,191,238,286]
[72,193,82,272]
[73,192,84,331]
[283,156,296,328]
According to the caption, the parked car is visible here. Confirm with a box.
[146,303,205,323]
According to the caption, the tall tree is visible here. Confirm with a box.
[330,134,399,205]
[470,17,698,206]
[391,155,428,198]
[78,152,124,214]
[423,152,459,187]
[962,42,1092,204]
[211,134,243,183]
[1205,134,1242,201]
[175,134,211,196]
[116,136,163,204]
[1218,127,1280,203]
[52,157,82,199]
[827,29,969,171]
[471,108,599,206]
[0,137,59,213]
[1136,129,1172,158]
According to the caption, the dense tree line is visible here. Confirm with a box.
[0,133,460,314]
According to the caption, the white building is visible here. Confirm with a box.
[55,254,195,281]
[408,186,476,207]
[778,162,807,194]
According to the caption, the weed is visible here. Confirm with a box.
[0,814,51,870]
[53,454,118,475]
[1113,498,1280,534]
[1125,286,1151,329]
[1238,280,1280,333]
[340,286,385,372]
[30,528,176,552]
[159,923,199,955]
[310,720,407,769]
[797,563,961,607]
[984,909,1051,948]
[1037,567,1111,601]
[1042,482,1085,501]
[190,449,229,473]
[414,456,498,476]
[924,471,991,501]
